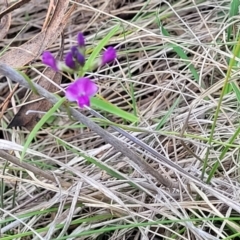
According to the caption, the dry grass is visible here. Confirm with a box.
[0,0,240,239]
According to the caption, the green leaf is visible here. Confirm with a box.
[158,21,199,82]
[21,97,66,161]
[83,25,120,73]
[227,0,240,40]
[91,97,138,123]
[155,97,180,130]
[224,33,240,95]
[231,82,240,102]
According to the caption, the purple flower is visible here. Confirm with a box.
[71,46,79,56]
[75,52,85,66]
[71,46,85,66]
[77,33,85,47]
[65,52,76,69]
[65,77,98,108]
[101,47,117,65]
[42,51,58,71]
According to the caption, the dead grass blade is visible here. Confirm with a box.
[0,63,178,189]
[0,0,31,19]
[0,0,71,67]
[0,0,11,39]
[1,1,240,238]
[0,82,18,119]
[0,149,71,188]
[8,69,62,130]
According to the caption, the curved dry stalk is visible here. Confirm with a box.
[0,63,179,189]
[0,150,71,188]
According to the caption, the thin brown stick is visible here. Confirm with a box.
[0,63,179,188]
[0,150,71,188]
[0,83,19,119]
[2,65,240,214]
[0,0,31,20]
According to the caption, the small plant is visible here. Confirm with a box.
[42,32,117,108]
[65,77,98,108]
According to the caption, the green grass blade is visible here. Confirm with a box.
[83,24,120,73]
[20,97,66,161]
[155,97,180,130]
[224,33,240,94]
[0,214,112,240]
[157,19,199,82]
[131,0,152,22]
[207,125,240,183]
[56,137,144,191]
[227,0,239,40]
[129,82,137,118]
[123,28,138,119]
[231,82,240,102]
[56,138,126,180]
[91,97,138,122]
[18,71,38,95]
[202,36,240,181]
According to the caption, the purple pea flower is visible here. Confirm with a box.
[101,47,117,65]
[71,46,85,66]
[77,32,85,47]
[42,51,58,71]
[75,52,85,66]
[71,46,79,56]
[65,52,76,69]
[65,77,98,108]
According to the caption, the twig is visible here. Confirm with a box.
[0,0,31,20]
[0,63,180,188]
[0,150,71,188]
[4,64,240,215]
[86,107,202,183]
[0,83,19,119]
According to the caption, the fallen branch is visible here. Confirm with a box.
[0,63,181,188]
[0,150,71,188]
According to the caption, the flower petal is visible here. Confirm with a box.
[79,77,98,97]
[76,52,85,66]
[70,46,85,66]
[65,78,98,103]
[42,51,58,71]
[65,83,79,101]
[77,95,90,108]
[65,52,76,69]
[66,78,88,101]
[77,33,85,47]
[71,46,79,57]
[101,47,117,65]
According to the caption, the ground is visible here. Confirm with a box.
[0,0,240,239]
